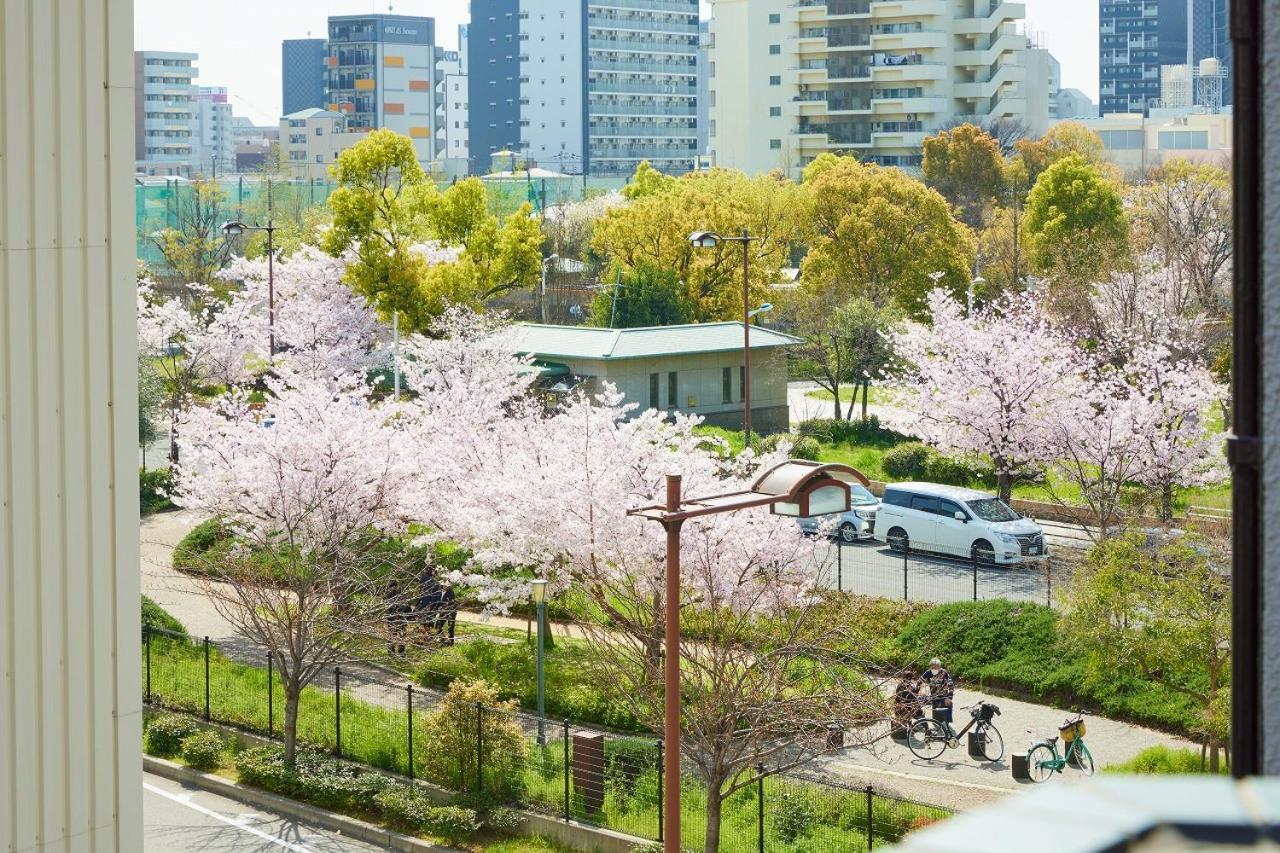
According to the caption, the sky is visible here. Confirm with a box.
[134,0,1100,126]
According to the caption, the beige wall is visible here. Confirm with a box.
[1,1,143,850]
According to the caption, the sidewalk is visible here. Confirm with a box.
[141,510,1197,811]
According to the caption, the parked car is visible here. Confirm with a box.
[872,482,1047,565]
[796,483,881,543]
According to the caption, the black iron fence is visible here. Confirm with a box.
[143,626,952,851]
[816,539,1077,609]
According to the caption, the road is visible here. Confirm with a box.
[144,771,386,852]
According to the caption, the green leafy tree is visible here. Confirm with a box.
[621,159,677,199]
[420,679,527,798]
[785,291,900,419]
[1063,533,1231,771]
[591,167,801,322]
[589,262,693,328]
[1024,155,1129,314]
[1014,121,1117,186]
[799,153,974,316]
[921,123,1005,228]
[151,177,235,286]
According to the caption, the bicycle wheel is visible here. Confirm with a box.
[907,719,947,761]
[1026,744,1057,783]
[977,722,1005,762]
[1071,741,1095,776]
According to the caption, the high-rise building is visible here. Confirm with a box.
[1099,0,1187,116]
[1189,0,1231,107]
[1025,47,1062,137]
[441,27,470,176]
[707,0,1027,177]
[326,14,443,167]
[697,20,712,159]
[466,0,699,177]
[282,38,329,115]
[194,85,234,176]
[134,50,199,176]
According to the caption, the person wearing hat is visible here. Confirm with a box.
[917,657,956,741]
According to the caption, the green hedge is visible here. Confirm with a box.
[142,595,186,634]
[887,600,1201,734]
[795,416,905,447]
[881,442,994,488]
[140,467,175,515]
[1102,745,1226,775]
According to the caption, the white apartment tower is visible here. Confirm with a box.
[195,85,235,176]
[134,51,199,176]
[707,0,1028,176]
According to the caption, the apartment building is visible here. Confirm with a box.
[707,0,1028,177]
[1065,108,1231,178]
[134,50,199,176]
[1099,0,1187,115]
[326,14,443,167]
[1024,47,1061,137]
[1057,87,1097,119]
[279,108,368,180]
[282,37,329,115]
[194,85,234,176]
[441,31,470,176]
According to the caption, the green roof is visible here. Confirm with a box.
[511,322,801,361]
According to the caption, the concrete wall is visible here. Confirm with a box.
[1261,0,1280,776]
[1,1,143,849]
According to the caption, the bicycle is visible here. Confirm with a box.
[907,700,1004,762]
[1025,712,1095,782]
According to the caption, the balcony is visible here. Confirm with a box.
[588,37,697,54]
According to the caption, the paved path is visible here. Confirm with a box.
[141,511,1196,811]
[145,770,388,852]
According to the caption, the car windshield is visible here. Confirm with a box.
[966,498,1020,523]
[850,485,877,506]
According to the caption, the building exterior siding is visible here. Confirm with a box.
[1099,0,1188,115]
[1,1,143,850]
[467,0,523,174]
[282,38,329,115]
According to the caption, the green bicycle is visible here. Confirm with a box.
[1026,712,1095,782]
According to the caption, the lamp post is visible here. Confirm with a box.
[689,228,757,449]
[628,460,869,853]
[540,254,560,324]
[531,578,549,746]
[221,219,277,359]
[968,275,986,316]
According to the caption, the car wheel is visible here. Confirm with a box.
[839,522,859,544]
[887,528,909,553]
[971,540,996,565]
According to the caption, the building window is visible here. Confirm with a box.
[722,368,732,404]
[1158,129,1209,150]
[770,138,782,149]
[668,372,678,408]
[315,126,323,136]
[768,13,781,23]
[769,75,781,86]
[649,373,660,410]
[769,44,781,55]
[769,106,781,117]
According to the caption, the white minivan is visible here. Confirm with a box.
[872,482,1047,565]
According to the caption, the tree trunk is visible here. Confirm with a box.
[703,789,724,853]
[861,381,870,421]
[1160,482,1174,522]
[997,470,1012,504]
[844,387,856,421]
[832,384,843,420]
[283,681,302,768]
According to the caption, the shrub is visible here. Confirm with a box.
[235,744,299,793]
[419,680,527,799]
[603,738,657,798]
[483,805,525,833]
[774,787,816,843]
[882,442,933,480]
[141,594,186,635]
[791,435,821,461]
[796,415,904,447]
[372,786,439,833]
[1104,745,1225,775]
[923,453,992,488]
[145,713,200,757]
[180,730,226,771]
[140,467,175,514]
[422,805,482,843]
[235,744,393,812]
[172,516,234,573]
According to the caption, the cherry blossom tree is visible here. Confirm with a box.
[885,289,1081,502]
[1090,253,1203,351]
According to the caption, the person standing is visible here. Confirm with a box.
[917,657,956,741]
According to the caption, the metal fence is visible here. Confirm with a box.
[813,540,1077,609]
[143,626,951,851]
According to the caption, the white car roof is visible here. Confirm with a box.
[883,482,997,503]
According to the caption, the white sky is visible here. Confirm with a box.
[134,0,1099,126]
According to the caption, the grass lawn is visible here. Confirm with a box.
[804,385,897,408]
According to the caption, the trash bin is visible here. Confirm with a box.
[967,732,986,759]
[1011,752,1030,781]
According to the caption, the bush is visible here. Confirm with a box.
[373,786,439,833]
[756,434,819,461]
[1103,745,1225,775]
[180,730,226,771]
[145,713,200,757]
[796,415,903,447]
[234,744,299,793]
[483,805,525,833]
[172,516,234,573]
[141,594,186,635]
[140,467,175,514]
[923,453,993,488]
[882,442,933,480]
[419,680,527,799]
[234,744,393,812]
[422,805,482,843]
[774,787,817,843]
[603,738,657,798]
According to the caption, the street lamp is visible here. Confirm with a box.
[969,275,986,316]
[531,578,549,746]
[540,254,560,324]
[689,228,758,449]
[221,219,277,359]
[628,460,870,853]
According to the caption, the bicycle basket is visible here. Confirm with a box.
[1059,720,1086,742]
[979,703,1000,721]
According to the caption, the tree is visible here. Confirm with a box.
[1024,155,1129,316]
[1129,159,1232,317]
[798,154,974,317]
[885,289,1081,502]
[1090,253,1202,348]
[921,123,1005,228]
[588,262,693,328]
[622,159,678,200]
[542,190,626,266]
[1063,532,1231,770]
[785,291,899,420]
[1013,121,1113,186]
[590,167,801,322]
[150,177,235,287]
[174,373,415,768]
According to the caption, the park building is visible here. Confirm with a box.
[705,0,1028,177]
[511,322,799,434]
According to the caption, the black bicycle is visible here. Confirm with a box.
[907,701,1004,762]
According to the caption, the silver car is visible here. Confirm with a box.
[796,483,881,544]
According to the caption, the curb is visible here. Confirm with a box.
[143,755,455,852]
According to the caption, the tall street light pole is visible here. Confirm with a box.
[628,460,869,853]
[531,578,549,746]
[689,229,758,449]
[221,219,277,360]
